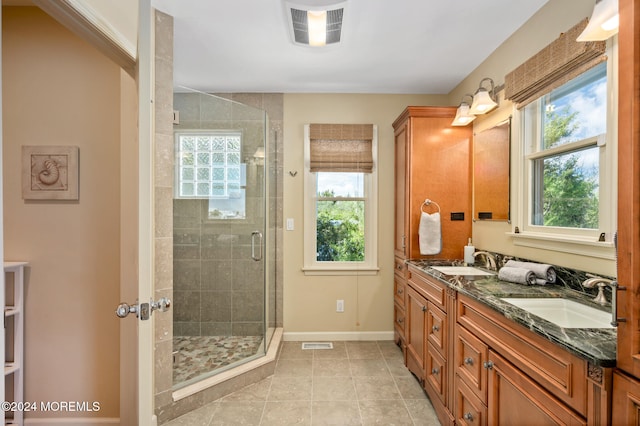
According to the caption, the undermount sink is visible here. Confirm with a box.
[501,298,615,329]
[430,266,495,276]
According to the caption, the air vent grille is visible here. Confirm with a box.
[301,342,334,350]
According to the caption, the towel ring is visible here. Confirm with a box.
[421,199,441,213]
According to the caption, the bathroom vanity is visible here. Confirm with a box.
[398,260,615,426]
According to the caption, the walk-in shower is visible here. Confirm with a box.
[171,90,277,389]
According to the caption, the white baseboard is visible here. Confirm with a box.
[25,418,119,425]
[282,331,394,341]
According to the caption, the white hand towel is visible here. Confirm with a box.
[498,266,537,285]
[504,260,556,284]
[419,211,442,255]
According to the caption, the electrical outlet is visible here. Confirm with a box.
[336,299,344,312]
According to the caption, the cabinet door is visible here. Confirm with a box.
[394,123,409,259]
[616,0,640,379]
[612,370,640,425]
[406,286,427,381]
[487,351,586,426]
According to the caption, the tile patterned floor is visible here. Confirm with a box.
[173,335,263,384]
[163,340,440,425]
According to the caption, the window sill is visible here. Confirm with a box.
[507,231,616,260]
[301,266,380,276]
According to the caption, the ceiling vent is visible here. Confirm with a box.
[285,1,347,47]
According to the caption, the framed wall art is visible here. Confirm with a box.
[22,145,79,200]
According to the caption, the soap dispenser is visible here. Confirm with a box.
[464,238,475,265]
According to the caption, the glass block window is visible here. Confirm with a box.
[176,132,242,199]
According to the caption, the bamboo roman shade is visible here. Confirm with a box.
[309,123,374,173]
[504,18,607,109]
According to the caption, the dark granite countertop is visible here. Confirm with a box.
[406,259,617,367]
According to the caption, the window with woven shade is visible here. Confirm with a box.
[303,123,379,274]
[510,18,617,259]
[309,123,374,173]
[505,18,607,109]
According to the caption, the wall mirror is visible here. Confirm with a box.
[473,118,511,221]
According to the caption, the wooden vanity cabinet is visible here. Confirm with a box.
[455,293,612,425]
[612,1,640,423]
[392,106,472,262]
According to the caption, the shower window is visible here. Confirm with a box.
[175,131,246,219]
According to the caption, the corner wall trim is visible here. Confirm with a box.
[32,0,136,75]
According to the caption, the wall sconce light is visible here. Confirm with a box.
[469,78,498,115]
[452,94,476,127]
[577,0,619,41]
[253,147,265,159]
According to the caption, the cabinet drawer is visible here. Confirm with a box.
[455,324,488,404]
[394,302,406,341]
[394,256,408,278]
[425,342,447,405]
[394,276,406,308]
[407,266,446,310]
[457,294,587,415]
[427,302,447,355]
[455,375,487,426]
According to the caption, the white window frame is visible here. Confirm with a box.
[511,38,617,260]
[302,124,379,275]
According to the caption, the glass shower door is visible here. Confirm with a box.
[172,91,269,388]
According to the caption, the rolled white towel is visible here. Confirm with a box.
[504,260,556,284]
[498,266,537,285]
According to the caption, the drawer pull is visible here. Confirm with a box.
[397,318,404,324]
[431,367,440,375]
[464,357,474,366]
[463,412,474,421]
[397,263,403,270]
[483,361,494,370]
[432,325,440,332]
[397,288,403,294]
[422,305,427,312]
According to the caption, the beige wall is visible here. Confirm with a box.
[448,0,616,277]
[3,6,128,420]
[282,94,448,336]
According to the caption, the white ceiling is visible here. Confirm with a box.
[151,0,551,94]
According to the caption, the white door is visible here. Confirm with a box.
[118,1,158,424]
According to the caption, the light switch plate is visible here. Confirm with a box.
[286,218,294,231]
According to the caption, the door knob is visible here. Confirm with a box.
[116,297,171,320]
[151,297,171,313]
[116,302,138,318]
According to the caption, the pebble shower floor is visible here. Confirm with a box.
[173,335,263,384]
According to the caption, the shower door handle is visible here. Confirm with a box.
[251,231,263,261]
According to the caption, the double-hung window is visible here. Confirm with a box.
[303,124,378,274]
[507,20,617,255]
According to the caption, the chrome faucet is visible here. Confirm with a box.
[472,251,497,271]
[583,275,615,305]
[583,274,620,327]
